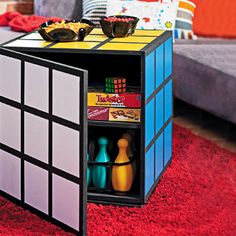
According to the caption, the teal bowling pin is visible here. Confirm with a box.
[87,154,92,187]
[93,137,110,189]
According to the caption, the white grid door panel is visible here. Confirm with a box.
[0,55,21,102]
[53,174,80,231]
[53,123,80,177]
[0,150,21,199]
[53,70,80,124]
[25,62,49,112]
[0,47,86,235]
[25,112,48,163]
[0,103,21,151]
[25,161,48,214]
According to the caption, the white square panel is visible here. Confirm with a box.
[21,32,43,40]
[0,55,21,102]
[53,174,80,231]
[0,103,21,150]
[25,113,48,163]
[53,123,80,177]
[0,150,21,199]
[25,62,48,112]
[53,70,80,124]
[25,162,48,214]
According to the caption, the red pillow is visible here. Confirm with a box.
[192,0,236,38]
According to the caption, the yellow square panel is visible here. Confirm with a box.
[89,28,104,35]
[4,40,50,48]
[84,34,107,42]
[111,36,156,43]
[133,30,165,37]
[98,43,147,51]
[51,41,100,49]
[21,32,44,40]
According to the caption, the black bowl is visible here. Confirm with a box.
[38,18,95,42]
[100,15,139,38]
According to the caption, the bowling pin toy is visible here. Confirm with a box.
[93,137,110,189]
[122,133,136,182]
[122,133,134,158]
[87,154,92,187]
[112,138,133,193]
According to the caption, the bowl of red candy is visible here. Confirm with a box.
[100,15,139,38]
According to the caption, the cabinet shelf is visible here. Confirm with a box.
[88,120,141,129]
[87,192,141,205]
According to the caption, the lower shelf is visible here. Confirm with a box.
[87,192,142,206]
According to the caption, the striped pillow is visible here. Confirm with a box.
[82,0,107,26]
[175,0,197,39]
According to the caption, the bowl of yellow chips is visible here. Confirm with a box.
[38,19,95,42]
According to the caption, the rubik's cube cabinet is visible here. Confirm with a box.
[0,29,173,235]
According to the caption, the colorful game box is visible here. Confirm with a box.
[109,108,141,122]
[88,91,141,108]
[88,107,141,123]
[88,107,109,121]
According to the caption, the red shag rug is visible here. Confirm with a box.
[1,125,236,236]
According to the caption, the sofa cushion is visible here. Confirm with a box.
[192,0,236,38]
[0,26,23,44]
[106,0,179,31]
[82,0,107,26]
[34,0,82,20]
[174,0,197,40]
[173,39,236,124]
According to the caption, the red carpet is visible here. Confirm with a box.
[1,125,236,236]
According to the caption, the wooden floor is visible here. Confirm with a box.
[174,100,236,154]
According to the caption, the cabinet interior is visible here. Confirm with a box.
[88,126,141,197]
[30,52,142,88]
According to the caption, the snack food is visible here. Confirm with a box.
[100,15,139,38]
[104,16,136,23]
[38,19,95,41]
[43,20,89,34]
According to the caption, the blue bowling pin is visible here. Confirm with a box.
[93,137,110,189]
[87,154,92,187]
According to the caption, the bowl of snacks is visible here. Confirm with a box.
[100,15,139,38]
[38,19,95,42]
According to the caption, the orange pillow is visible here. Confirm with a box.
[192,0,236,38]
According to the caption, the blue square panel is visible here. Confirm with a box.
[145,52,155,99]
[164,79,172,122]
[145,99,155,147]
[145,145,154,196]
[156,89,164,134]
[164,122,172,166]
[155,133,163,179]
[164,37,172,79]
[155,45,164,89]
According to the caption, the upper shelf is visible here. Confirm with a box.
[88,120,141,129]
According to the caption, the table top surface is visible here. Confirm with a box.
[2,28,171,55]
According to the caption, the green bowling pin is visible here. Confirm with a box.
[87,154,92,187]
[93,137,110,189]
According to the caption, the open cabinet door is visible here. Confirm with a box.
[0,47,87,235]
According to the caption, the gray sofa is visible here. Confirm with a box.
[173,38,236,124]
[0,27,22,44]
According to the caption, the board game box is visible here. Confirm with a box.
[88,91,141,108]
[88,107,141,123]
